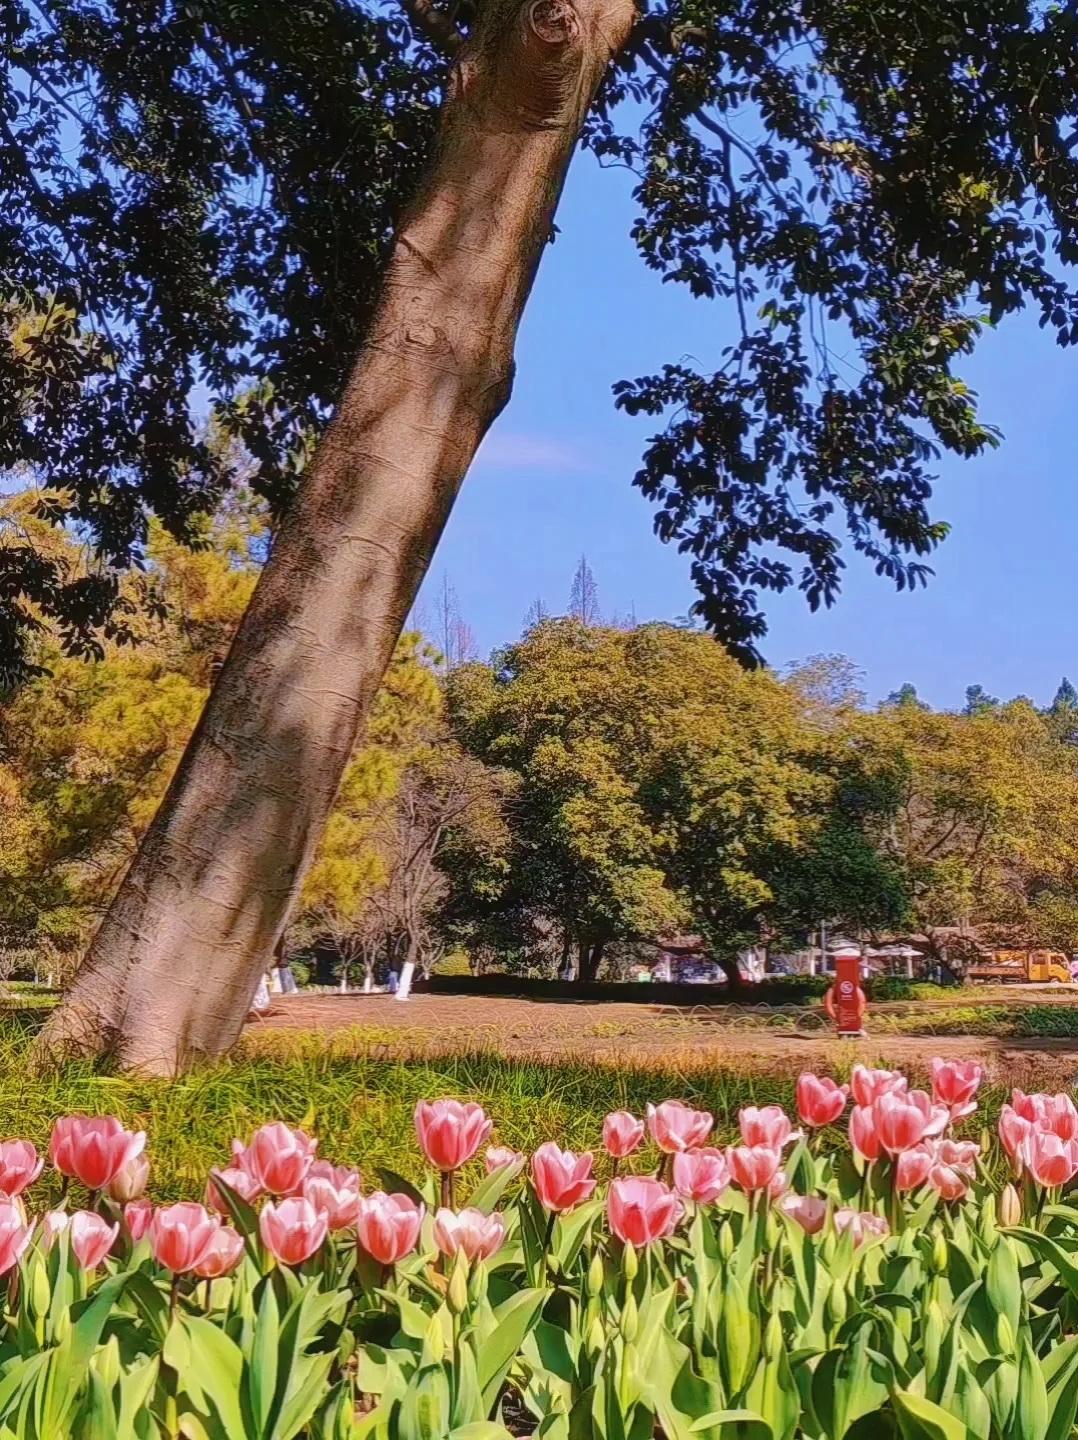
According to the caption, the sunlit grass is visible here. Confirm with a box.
[0,1019,1033,1205]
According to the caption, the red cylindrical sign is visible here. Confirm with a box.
[834,955,864,1035]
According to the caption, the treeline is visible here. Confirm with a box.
[4,492,1078,989]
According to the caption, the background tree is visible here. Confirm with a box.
[448,620,905,988]
[567,556,602,627]
[853,698,1078,971]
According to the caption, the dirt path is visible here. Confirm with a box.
[244,993,1078,1088]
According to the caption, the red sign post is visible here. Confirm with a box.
[825,954,867,1036]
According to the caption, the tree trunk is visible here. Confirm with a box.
[40,0,636,1074]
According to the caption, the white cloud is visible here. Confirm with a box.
[473,431,592,472]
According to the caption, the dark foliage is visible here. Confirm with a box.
[3,0,1078,674]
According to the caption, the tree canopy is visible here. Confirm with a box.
[4,0,1078,678]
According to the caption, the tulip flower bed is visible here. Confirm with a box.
[2,1062,1078,1436]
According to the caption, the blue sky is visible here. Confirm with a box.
[419,146,1077,712]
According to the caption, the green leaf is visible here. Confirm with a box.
[449,1425,515,1440]
[1045,1337,1078,1440]
[180,1315,247,1439]
[1014,1333,1048,1440]
[984,1240,1021,1337]
[477,1287,549,1413]
[83,1367,120,1440]
[465,1163,523,1216]
[399,1361,450,1440]
[250,1277,280,1436]
[892,1390,968,1440]
[553,1201,604,1275]
[689,1412,771,1437]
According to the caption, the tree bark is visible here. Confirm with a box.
[40,0,636,1073]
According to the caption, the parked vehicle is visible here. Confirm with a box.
[968,947,1073,983]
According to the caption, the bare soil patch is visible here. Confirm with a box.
[245,992,1078,1089]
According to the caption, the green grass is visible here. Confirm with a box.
[0,1022,1034,1205]
[878,1004,1078,1037]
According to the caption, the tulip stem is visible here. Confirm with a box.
[440,1171,456,1211]
[612,1158,620,1180]
[169,1272,181,1323]
[203,1278,212,1311]
[655,1154,670,1184]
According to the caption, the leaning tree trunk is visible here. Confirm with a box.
[40,0,636,1074]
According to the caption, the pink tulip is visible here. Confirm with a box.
[0,1141,42,1200]
[607,1177,682,1247]
[871,1090,948,1157]
[149,1202,221,1273]
[727,1144,783,1193]
[1040,1094,1078,1144]
[302,1162,362,1231]
[484,1146,524,1175]
[930,1059,983,1120]
[69,1211,118,1270]
[49,1117,145,1192]
[895,1144,934,1191]
[850,1066,907,1109]
[356,1192,424,1265]
[999,1105,1033,1163]
[260,1197,328,1266]
[738,1105,801,1151]
[0,1203,31,1276]
[235,1123,316,1197]
[780,1193,828,1234]
[531,1143,597,1213]
[1011,1089,1044,1123]
[205,1166,264,1213]
[833,1208,888,1246]
[646,1101,713,1154]
[125,1198,153,1242]
[928,1160,969,1202]
[796,1074,849,1128]
[107,1153,149,1203]
[432,1207,507,1262]
[603,1112,645,1159]
[672,1147,730,1204]
[849,1106,881,1162]
[768,1167,789,1201]
[934,1138,979,1177]
[1023,1131,1078,1189]
[193,1227,246,1279]
[42,1211,69,1250]
[414,1100,492,1172]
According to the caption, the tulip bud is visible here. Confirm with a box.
[932,1233,948,1274]
[447,1255,469,1315]
[826,1280,847,1329]
[588,1250,605,1297]
[424,1313,444,1364]
[997,1312,1014,1355]
[999,1184,1022,1228]
[763,1313,783,1361]
[979,1192,998,1243]
[620,1292,639,1343]
[924,1301,944,1378]
[587,1314,605,1356]
[623,1241,638,1280]
[718,1223,734,1260]
[28,1258,49,1322]
[467,1262,488,1308]
[764,1211,779,1250]
[53,1306,70,1345]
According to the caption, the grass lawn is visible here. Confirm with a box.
[0,1020,1031,1203]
